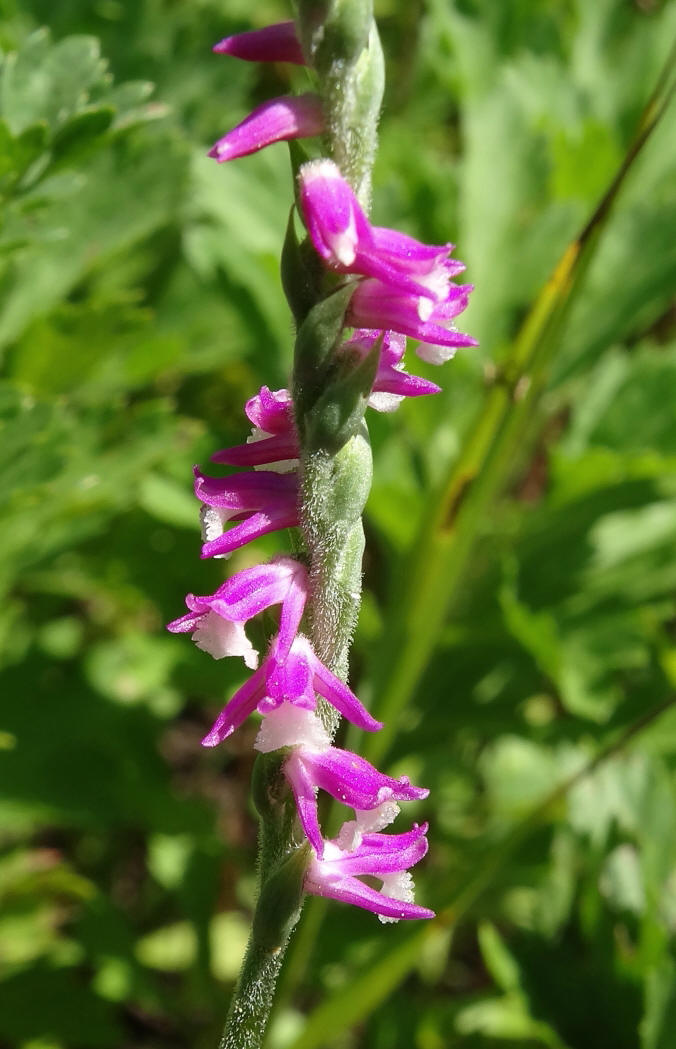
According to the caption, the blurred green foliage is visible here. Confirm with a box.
[0,1,675,1047]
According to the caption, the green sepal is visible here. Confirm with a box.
[303,335,381,453]
[288,138,312,187]
[288,139,314,217]
[252,843,311,954]
[252,751,301,871]
[280,207,323,327]
[251,752,286,821]
[293,282,356,418]
[303,430,373,533]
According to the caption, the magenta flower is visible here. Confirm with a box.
[299,159,466,305]
[342,329,441,412]
[166,556,308,667]
[347,278,477,363]
[211,387,299,470]
[299,159,372,266]
[282,738,428,856]
[305,822,435,922]
[213,21,305,65]
[201,637,382,747]
[209,94,324,163]
[194,468,299,559]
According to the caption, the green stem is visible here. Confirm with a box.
[300,434,372,720]
[297,0,384,204]
[219,755,308,1049]
[220,4,385,1047]
[219,945,286,1049]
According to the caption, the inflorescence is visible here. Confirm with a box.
[168,19,475,924]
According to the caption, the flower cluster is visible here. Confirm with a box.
[168,19,476,924]
[169,446,432,923]
[210,21,476,368]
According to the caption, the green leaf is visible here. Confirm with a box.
[0,126,188,350]
[51,105,115,158]
[138,473,198,529]
[283,925,436,1049]
[0,119,48,195]
[642,958,676,1049]
[0,31,107,135]
[478,922,522,993]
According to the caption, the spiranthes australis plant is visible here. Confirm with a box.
[168,4,476,1047]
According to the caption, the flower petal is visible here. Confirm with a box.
[200,506,299,559]
[209,94,324,163]
[201,662,268,746]
[213,22,305,65]
[307,646,383,732]
[305,867,434,921]
[290,746,428,813]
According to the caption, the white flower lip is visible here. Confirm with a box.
[193,612,259,669]
[254,703,330,753]
[299,157,341,183]
[199,504,232,559]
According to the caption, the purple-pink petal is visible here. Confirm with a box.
[286,746,428,814]
[308,651,383,732]
[211,433,299,467]
[299,160,372,266]
[246,387,294,433]
[275,574,309,657]
[201,662,268,746]
[348,279,477,353]
[373,370,441,398]
[370,227,452,264]
[208,558,306,623]
[166,609,203,634]
[304,868,435,921]
[284,750,325,853]
[213,22,305,65]
[377,330,406,366]
[331,825,429,877]
[342,329,441,404]
[200,506,299,559]
[209,94,324,163]
[262,644,315,711]
[194,468,298,510]
[211,388,298,466]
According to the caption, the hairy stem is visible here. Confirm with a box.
[300,433,372,714]
[220,756,308,1049]
[220,4,384,1047]
[219,947,285,1049]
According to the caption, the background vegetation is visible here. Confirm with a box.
[1,1,675,1046]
